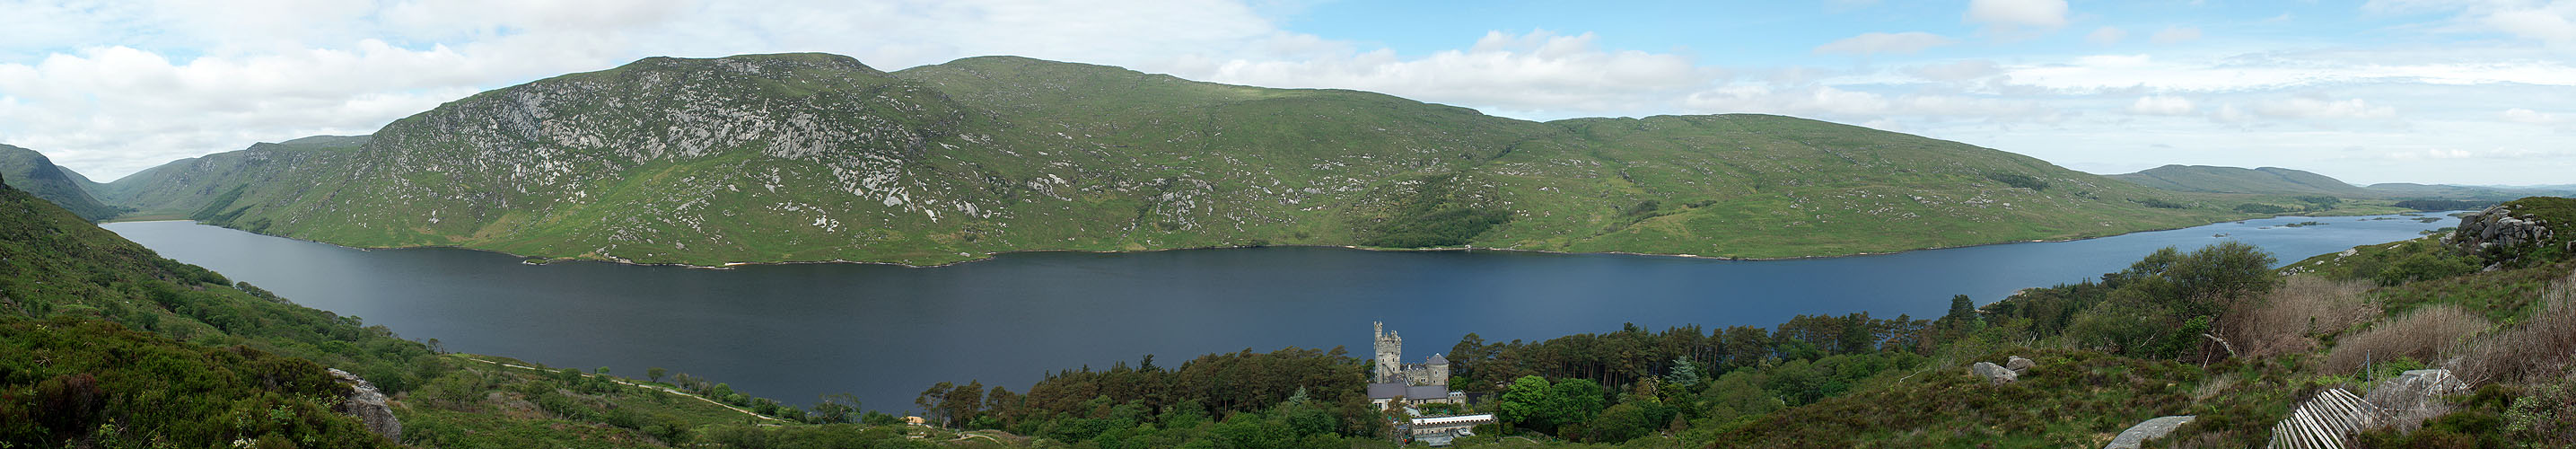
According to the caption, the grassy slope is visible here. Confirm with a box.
[0,144,121,221]
[1691,197,2576,448]
[1513,116,2241,258]
[2110,164,2378,198]
[108,53,2294,266]
[0,180,837,447]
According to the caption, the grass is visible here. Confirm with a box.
[1706,348,2209,448]
[2319,304,2487,374]
[399,355,784,448]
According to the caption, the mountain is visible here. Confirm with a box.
[106,53,2255,266]
[89,136,372,220]
[2109,164,2379,198]
[0,145,121,221]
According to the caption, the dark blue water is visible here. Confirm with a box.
[104,213,2455,410]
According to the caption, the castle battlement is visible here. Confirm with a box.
[1371,321,1448,386]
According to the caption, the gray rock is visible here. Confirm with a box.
[2451,205,2557,266]
[1969,362,2017,384]
[2366,369,2468,427]
[2004,356,2035,373]
[328,368,402,442]
[2104,415,2195,449]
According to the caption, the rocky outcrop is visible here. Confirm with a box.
[2363,369,2469,431]
[1969,362,2017,384]
[1966,356,2039,384]
[2449,199,2573,268]
[2105,416,2195,449]
[328,368,401,442]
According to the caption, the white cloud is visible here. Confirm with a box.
[1992,52,2576,93]
[2151,26,2204,44]
[2502,108,2564,125]
[1681,84,2053,123]
[2253,97,2397,119]
[1965,0,2071,36]
[2388,148,2475,160]
[2484,6,2576,45]
[2369,0,2576,47]
[1813,31,1957,56]
[1906,59,2002,82]
[2087,26,2129,45]
[2128,95,2196,115]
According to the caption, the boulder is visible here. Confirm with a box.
[1969,362,2017,384]
[2004,356,2035,373]
[2365,369,2468,427]
[328,368,402,442]
[2104,415,2196,449]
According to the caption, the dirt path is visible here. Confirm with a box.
[451,355,787,423]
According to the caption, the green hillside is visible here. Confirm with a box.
[2366,182,2576,201]
[0,174,922,448]
[2109,164,2379,198]
[109,53,2289,266]
[0,145,122,220]
[2108,164,2571,211]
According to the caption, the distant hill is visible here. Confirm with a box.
[0,144,122,221]
[2364,182,2576,201]
[2107,164,2572,208]
[103,53,2256,266]
[2109,165,2379,198]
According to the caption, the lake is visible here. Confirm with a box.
[104,213,2456,410]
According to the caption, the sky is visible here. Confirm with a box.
[2,0,2572,185]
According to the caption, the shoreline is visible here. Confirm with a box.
[107,209,2451,270]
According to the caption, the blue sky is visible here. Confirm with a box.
[2,0,2571,185]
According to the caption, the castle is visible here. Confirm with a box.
[1368,321,1455,406]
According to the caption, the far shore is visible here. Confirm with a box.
[101,208,2463,270]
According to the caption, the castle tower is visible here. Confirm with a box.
[1424,354,1450,386]
[1372,321,1403,383]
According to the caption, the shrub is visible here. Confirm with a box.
[2376,251,2482,286]
[1985,173,2047,190]
[2394,199,2495,211]
[2234,203,2292,214]
[2229,276,2377,357]
[2505,375,2576,445]
[2136,198,2189,209]
[2458,273,2576,384]
[2323,304,2488,374]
